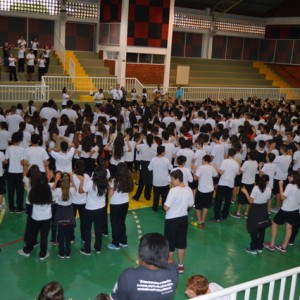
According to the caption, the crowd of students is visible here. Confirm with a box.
[1,92,300,298]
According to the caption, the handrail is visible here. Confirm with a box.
[194,266,300,300]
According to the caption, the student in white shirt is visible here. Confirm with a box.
[259,153,276,214]
[52,172,76,258]
[23,134,49,175]
[264,172,300,253]
[124,128,136,172]
[8,53,18,81]
[0,121,11,152]
[164,169,194,274]
[6,105,24,135]
[148,146,173,212]
[161,130,176,164]
[26,48,35,81]
[133,133,157,201]
[210,132,225,169]
[272,145,292,212]
[213,148,240,222]
[5,132,25,213]
[18,174,53,260]
[0,151,5,211]
[185,275,229,300]
[78,166,109,255]
[241,175,272,254]
[171,155,193,187]
[191,155,218,228]
[231,150,258,218]
[107,163,134,250]
[94,88,105,104]
[50,141,75,173]
[62,87,71,108]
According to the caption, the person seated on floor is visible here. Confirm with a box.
[37,281,64,300]
[110,232,178,300]
[185,275,229,300]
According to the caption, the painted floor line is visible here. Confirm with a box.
[0,237,24,249]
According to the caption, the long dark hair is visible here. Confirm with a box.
[258,174,269,193]
[113,133,125,160]
[146,133,153,147]
[26,164,41,187]
[92,166,109,197]
[29,174,52,205]
[113,163,133,193]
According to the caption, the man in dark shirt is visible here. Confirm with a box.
[111,233,178,300]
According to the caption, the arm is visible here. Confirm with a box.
[279,180,287,201]
[241,186,254,204]
[191,164,198,181]
[52,172,61,190]
[78,175,85,194]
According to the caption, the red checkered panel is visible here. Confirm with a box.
[292,40,300,64]
[127,0,170,48]
[226,36,243,60]
[212,36,226,59]
[258,39,276,62]
[274,40,294,63]
[100,0,122,23]
[265,25,300,39]
[242,38,259,61]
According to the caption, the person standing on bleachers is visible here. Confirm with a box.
[8,53,18,82]
[26,48,35,82]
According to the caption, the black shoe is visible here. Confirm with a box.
[80,249,91,256]
[15,209,26,214]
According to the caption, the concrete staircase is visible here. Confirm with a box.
[170,57,274,87]
[253,62,289,88]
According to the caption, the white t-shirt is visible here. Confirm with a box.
[162,142,176,163]
[24,146,49,172]
[293,150,300,171]
[250,186,271,204]
[274,155,292,180]
[40,107,59,127]
[162,116,175,127]
[241,160,258,185]
[62,93,70,106]
[50,148,75,173]
[6,114,23,135]
[218,158,240,188]
[0,152,5,176]
[208,282,230,300]
[136,143,157,161]
[261,163,276,189]
[26,53,35,66]
[148,156,173,187]
[211,144,225,168]
[193,149,206,167]
[124,140,136,162]
[165,185,194,219]
[20,131,32,149]
[0,130,11,150]
[83,179,106,210]
[52,187,76,206]
[110,145,128,166]
[5,145,24,173]
[32,204,52,221]
[196,164,218,193]
[110,180,129,205]
[170,167,193,186]
[72,174,90,205]
[176,148,194,169]
[282,184,300,212]
[61,108,78,122]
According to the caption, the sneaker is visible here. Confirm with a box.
[257,249,263,253]
[245,247,258,255]
[243,213,248,219]
[270,208,279,213]
[65,255,70,259]
[178,265,184,273]
[51,241,58,246]
[102,234,108,238]
[40,253,50,261]
[94,249,101,254]
[263,242,275,251]
[18,249,30,257]
[9,209,16,214]
[119,243,128,248]
[57,254,65,259]
[288,242,294,246]
[15,209,26,214]
[275,244,287,253]
[80,249,91,256]
[230,212,242,219]
[199,223,205,228]
[209,217,221,222]
[191,221,202,228]
[107,243,120,250]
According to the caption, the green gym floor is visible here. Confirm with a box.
[0,196,300,300]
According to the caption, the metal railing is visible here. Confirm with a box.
[194,266,300,300]
[146,86,300,101]
[69,57,76,77]
[42,76,144,94]
[0,84,49,102]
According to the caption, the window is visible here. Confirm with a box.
[139,54,151,63]
[126,53,138,63]
[153,55,165,64]
[107,52,119,60]
[126,53,165,64]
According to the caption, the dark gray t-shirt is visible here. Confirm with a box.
[111,263,178,300]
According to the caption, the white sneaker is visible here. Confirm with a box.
[40,252,50,261]
[270,208,279,213]
[18,249,30,257]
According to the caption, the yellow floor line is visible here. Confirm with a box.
[0,197,6,224]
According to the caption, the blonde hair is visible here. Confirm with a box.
[60,173,71,201]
